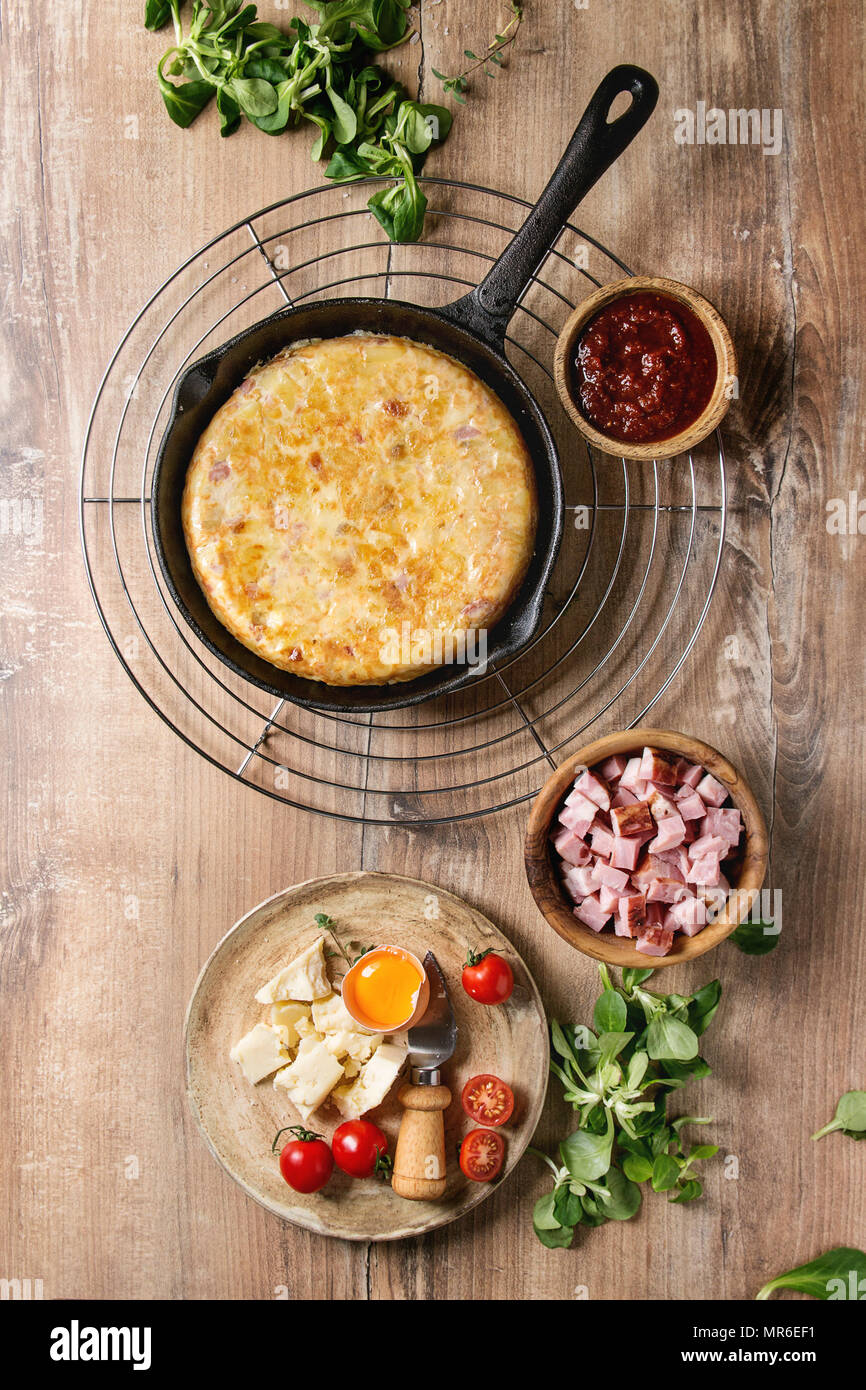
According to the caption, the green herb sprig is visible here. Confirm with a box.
[811,1090,866,1142]
[531,964,722,1249]
[315,911,373,970]
[756,1247,866,1300]
[728,919,781,955]
[144,0,451,242]
[433,3,523,105]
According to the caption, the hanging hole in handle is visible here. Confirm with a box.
[607,89,635,123]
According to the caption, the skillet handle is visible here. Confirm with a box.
[443,65,658,344]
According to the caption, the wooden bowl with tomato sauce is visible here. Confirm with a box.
[553,276,737,460]
[524,728,768,968]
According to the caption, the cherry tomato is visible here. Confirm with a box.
[459,1127,506,1182]
[462,948,514,1005]
[274,1126,333,1194]
[462,1074,515,1127]
[332,1120,391,1179]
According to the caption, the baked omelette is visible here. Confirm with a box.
[182,334,537,686]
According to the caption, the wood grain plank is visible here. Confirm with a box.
[1,0,863,1303]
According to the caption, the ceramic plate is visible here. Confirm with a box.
[185,871,549,1241]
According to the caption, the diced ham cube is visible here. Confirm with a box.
[677,761,704,789]
[664,896,708,936]
[574,894,611,933]
[589,825,615,859]
[648,814,687,853]
[646,902,665,928]
[564,839,592,868]
[553,829,592,868]
[564,787,598,814]
[700,807,742,845]
[638,746,679,786]
[649,787,679,821]
[686,853,721,886]
[594,862,630,892]
[558,808,591,837]
[611,835,642,871]
[632,852,675,889]
[561,861,580,879]
[599,883,629,913]
[564,859,594,883]
[633,850,686,884]
[611,786,639,808]
[598,754,628,781]
[688,833,728,860]
[558,796,596,838]
[648,779,681,799]
[675,790,706,821]
[695,881,729,918]
[646,874,689,904]
[619,757,646,793]
[656,847,688,880]
[572,770,611,811]
[564,864,599,898]
[696,772,728,807]
[618,894,647,934]
[611,801,654,837]
[636,925,675,956]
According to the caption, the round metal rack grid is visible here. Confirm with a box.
[80,177,726,825]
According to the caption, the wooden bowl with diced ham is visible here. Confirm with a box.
[524,729,768,967]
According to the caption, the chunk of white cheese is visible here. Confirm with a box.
[273,1036,344,1121]
[311,991,370,1036]
[320,1028,355,1060]
[230,1023,291,1085]
[310,993,382,1059]
[344,1030,384,1063]
[320,1027,384,1061]
[255,937,331,1004]
[330,1084,356,1117]
[268,1000,311,1048]
[330,1040,408,1120]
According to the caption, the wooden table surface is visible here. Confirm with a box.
[2,0,864,1301]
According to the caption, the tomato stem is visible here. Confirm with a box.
[272,1124,324,1153]
[465,946,498,967]
[374,1150,394,1180]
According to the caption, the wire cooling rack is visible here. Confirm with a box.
[80,177,726,824]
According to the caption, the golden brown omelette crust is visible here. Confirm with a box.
[182,334,537,685]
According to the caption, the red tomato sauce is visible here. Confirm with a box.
[572,291,717,444]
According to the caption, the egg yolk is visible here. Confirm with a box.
[347,949,422,1029]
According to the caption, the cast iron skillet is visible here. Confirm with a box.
[152,65,658,714]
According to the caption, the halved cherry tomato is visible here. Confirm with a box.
[332,1120,391,1179]
[462,1074,515,1127]
[274,1126,333,1193]
[459,1127,506,1182]
[462,948,514,1005]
